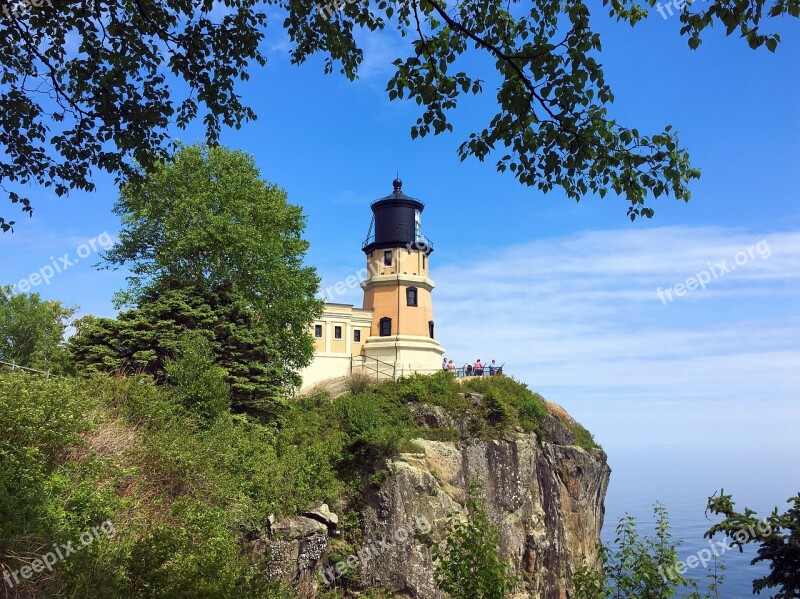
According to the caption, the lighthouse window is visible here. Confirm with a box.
[314,325,323,338]
[379,317,392,337]
[384,250,393,266]
[334,326,342,339]
[406,287,418,307]
[429,321,435,339]
[422,254,426,269]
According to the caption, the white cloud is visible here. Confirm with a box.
[431,226,800,446]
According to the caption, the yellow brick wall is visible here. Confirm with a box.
[367,248,427,277]
[362,282,434,338]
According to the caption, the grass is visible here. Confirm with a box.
[0,369,597,598]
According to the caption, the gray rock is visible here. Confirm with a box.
[301,502,339,529]
[539,412,575,446]
[271,515,327,539]
[254,515,329,597]
[410,404,454,429]
[358,431,610,598]
[262,404,610,599]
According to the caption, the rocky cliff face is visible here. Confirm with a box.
[358,401,610,598]
[266,398,610,598]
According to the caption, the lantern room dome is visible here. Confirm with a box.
[363,179,432,254]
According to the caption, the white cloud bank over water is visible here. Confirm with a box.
[432,226,800,448]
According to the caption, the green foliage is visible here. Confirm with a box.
[69,283,299,421]
[0,373,98,541]
[165,332,231,426]
[68,144,320,419]
[704,490,800,598]
[464,375,548,434]
[433,482,519,599]
[4,0,795,228]
[0,368,601,597]
[0,2,267,231]
[0,370,355,596]
[611,0,800,52]
[335,390,416,462]
[566,421,600,452]
[0,287,76,373]
[105,144,320,317]
[125,501,250,599]
[572,504,722,599]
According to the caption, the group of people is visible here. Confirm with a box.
[442,357,501,377]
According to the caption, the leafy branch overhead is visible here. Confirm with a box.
[1,0,797,229]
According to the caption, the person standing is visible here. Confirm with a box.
[474,359,483,376]
[489,359,497,375]
[442,357,448,371]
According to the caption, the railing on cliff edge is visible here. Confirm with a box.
[351,355,396,382]
[0,360,53,377]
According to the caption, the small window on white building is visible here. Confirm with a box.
[334,326,342,339]
[314,324,323,338]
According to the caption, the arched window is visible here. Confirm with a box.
[406,286,418,307]
[379,317,392,337]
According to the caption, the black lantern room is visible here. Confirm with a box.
[362,179,433,255]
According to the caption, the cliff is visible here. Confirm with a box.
[2,369,607,599]
[268,394,610,598]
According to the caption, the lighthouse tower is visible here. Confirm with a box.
[360,179,444,374]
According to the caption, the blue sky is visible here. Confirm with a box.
[1,6,799,450]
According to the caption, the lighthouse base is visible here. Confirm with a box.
[360,335,445,377]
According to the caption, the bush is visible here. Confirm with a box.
[0,369,600,598]
[433,482,520,598]
[345,372,374,394]
[335,391,417,463]
[572,504,722,599]
[164,332,230,426]
[463,375,548,434]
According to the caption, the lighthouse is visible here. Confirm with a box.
[359,178,445,374]
[300,179,445,389]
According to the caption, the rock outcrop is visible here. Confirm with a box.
[249,505,339,597]
[358,400,610,598]
[262,399,610,598]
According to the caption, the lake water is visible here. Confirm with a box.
[602,443,800,597]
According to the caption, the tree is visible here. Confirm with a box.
[433,482,519,598]
[2,0,797,229]
[573,504,724,599]
[0,287,75,373]
[704,491,800,598]
[164,331,231,426]
[95,143,321,414]
[104,144,319,312]
[69,283,303,420]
